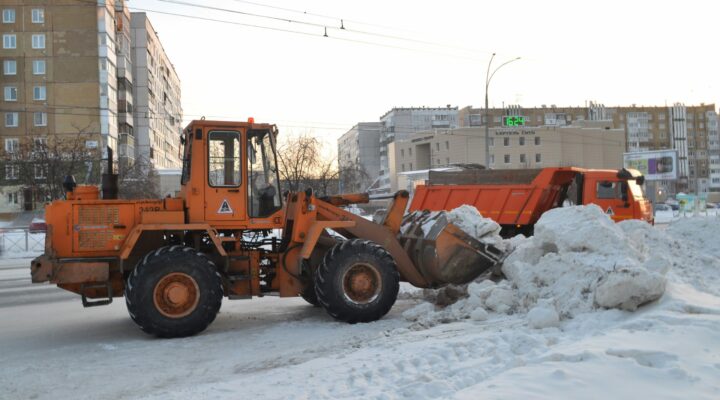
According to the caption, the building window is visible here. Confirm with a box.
[31,34,45,49]
[446,157,450,165]
[4,112,18,127]
[435,142,440,151]
[2,9,15,23]
[33,137,47,151]
[401,164,405,172]
[401,149,404,158]
[535,153,542,163]
[34,164,46,180]
[409,162,412,170]
[504,154,510,164]
[489,154,495,165]
[535,137,541,145]
[7,191,18,204]
[33,112,46,126]
[4,86,17,101]
[489,138,494,147]
[436,158,441,165]
[32,59,45,75]
[503,137,510,146]
[5,165,19,180]
[31,8,44,24]
[33,85,46,101]
[520,154,526,164]
[3,60,16,75]
[445,141,449,150]
[3,34,16,49]
[409,148,412,156]
[519,137,525,146]
[5,138,19,152]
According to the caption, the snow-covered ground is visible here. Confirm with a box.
[1,209,719,399]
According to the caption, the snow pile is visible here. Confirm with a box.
[503,205,668,317]
[667,217,720,259]
[405,204,675,327]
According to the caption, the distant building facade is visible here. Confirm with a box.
[391,121,625,192]
[130,12,182,169]
[0,2,182,214]
[337,122,381,192]
[458,103,719,193]
[374,106,458,193]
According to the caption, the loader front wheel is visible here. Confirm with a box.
[315,240,399,323]
[125,246,223,338]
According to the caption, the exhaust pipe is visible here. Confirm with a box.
[102,146,118,200]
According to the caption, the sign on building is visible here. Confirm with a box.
[623,149,677,181]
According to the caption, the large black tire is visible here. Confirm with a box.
[300,286,320,307]
[125,245,223,338]
[314,239,399,323]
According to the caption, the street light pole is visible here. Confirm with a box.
[484,53,521,169]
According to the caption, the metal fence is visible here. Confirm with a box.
[0,228,45,254]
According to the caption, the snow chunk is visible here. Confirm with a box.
[527,304,560,329]
[594,268,667,311]
[447,205,503,246]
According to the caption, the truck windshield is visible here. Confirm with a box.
[248,130,282,217]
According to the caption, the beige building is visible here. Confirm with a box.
[0,0,135,212]
[131,13,182,169]
[391,121,624,192]
[458,103,719,193]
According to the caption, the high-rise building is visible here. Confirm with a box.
[374,106,458,194]
[337,122,381,192]
[0,0,134,212]
[130,13,182,169]
[0,2,182,213]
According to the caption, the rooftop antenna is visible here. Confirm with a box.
[323,27,328,37]
[340,19,345,29]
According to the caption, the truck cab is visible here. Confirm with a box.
[580,169,653,223]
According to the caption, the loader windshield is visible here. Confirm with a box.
[248,130,282,217]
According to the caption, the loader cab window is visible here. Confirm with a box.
[248,129,282,217]
[208,130,241,187]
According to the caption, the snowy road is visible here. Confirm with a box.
[2,210,720,400]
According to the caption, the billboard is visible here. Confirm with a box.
[623,149,677,181]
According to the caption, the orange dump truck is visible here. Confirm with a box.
[408,167,653,237]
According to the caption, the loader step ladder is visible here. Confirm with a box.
[80,282,113,307]
[225,255,252,300]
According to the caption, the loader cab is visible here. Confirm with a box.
[180,120,283,228]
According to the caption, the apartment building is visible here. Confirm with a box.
[390,121,624,192]
[337,122,381,192]
[458,103,719,193]
[130,13,182,169]
[374,106,458,193]
[0,0,133,212]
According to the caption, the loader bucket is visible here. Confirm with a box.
[398,211,505,286]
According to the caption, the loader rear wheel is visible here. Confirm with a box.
[125,246,223,338]
[314,239,399,323]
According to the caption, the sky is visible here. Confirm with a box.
[129,0,720,154]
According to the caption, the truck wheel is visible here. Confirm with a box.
[314,239,399,323]
[125,246,223,338]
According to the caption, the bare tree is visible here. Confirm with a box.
[276,132,340,196]
[339,160,371,193]
[118,156,160,199]
[1,129,101,208]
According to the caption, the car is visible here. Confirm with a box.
[29,218,47,234]
[653,204,674,224]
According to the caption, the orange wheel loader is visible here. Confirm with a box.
[30,120,504,337]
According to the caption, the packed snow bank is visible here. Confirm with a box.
[667,217,720,259]
[503,205,668,316]
[407,204,673,327]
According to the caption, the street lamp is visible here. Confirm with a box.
[484,53,521,168]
